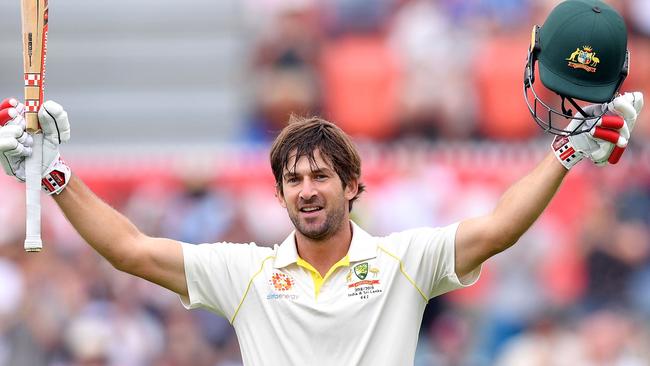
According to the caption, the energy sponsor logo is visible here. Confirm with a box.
[267,292,299,301]
[267,272,298,301]
[269,272,294,291]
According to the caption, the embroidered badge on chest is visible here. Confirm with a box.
[346,262,383,300]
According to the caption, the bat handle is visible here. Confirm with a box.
[25,127,43,253]
[24,103,41,132]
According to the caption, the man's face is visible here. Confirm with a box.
[277,149,358,241]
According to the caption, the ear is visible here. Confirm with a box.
[343,179,359,201]
[275,186,287,208]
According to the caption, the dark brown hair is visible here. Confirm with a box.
[270,115,365,211]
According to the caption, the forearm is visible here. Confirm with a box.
[456,152,567,277]
[490,152,567,248]
[52,174,143,269]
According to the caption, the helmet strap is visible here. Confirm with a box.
[560,96,573,116]
[561,95,588,118]
[611,49,630,98]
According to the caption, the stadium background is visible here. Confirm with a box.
[1,0,650,365]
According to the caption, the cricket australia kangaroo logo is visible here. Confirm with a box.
[348,262,382,299]
[566,45,600,73]
[354,262,368,280]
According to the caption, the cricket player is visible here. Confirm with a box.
[0,0,644,365]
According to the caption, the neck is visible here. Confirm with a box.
[295,221,353,276]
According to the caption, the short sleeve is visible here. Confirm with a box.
[180,242,270,320]
[388,223,481,299]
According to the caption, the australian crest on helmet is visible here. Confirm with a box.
[566,45,600,73]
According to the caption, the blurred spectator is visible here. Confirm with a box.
[240,189,294,245]
[497,310,649,366]
[415,310,488,366]
[162,175,235,245]
[105,273,166,366]
[389,0,477,139]
[321,0,394,36]
[615,182,650,316]
[159,175,240,364]
[0,250,26,365]
[247,0,322,141]
[472,26,541,140]
[471,225,558,361]
[625,0,650,37]
[252,1,320,68]
[0,185,24,246]
[316,0,401,141]
[64,315,112,366]
[0,256,23,327]
[320,34,401,140]
[580,193,650,311]
[154,308,221,366]
[123,181,172,238]
[242,0,315,32]
[251,67,320,141]
[574,310,647,365]
[495,313,580,366]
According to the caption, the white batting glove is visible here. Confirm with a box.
[0,98,71,194]
[0,98,32,180]
[552,92,643,169]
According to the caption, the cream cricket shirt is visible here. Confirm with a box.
[180,222,480,365]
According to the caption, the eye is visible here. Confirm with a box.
[314,174,328,181]
[286,176,299,184]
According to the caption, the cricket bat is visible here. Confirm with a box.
[21,0,49,252]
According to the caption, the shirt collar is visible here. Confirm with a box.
[273,221,377,269]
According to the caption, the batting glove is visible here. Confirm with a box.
[0,98,71,194]
[552,92,644,170]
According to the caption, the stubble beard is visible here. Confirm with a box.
[289,200,347,241]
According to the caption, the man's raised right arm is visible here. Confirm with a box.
[0,98,188,297]
[54,175,188,297]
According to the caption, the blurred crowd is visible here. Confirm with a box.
[241,0,650,143]
[2,0,650,365]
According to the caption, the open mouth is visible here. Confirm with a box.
[299,206,323,213]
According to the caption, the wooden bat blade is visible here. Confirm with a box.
[21,0,48,133]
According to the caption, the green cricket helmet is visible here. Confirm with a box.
[524,0,629,136]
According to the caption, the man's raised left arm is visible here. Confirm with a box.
[453,92,644,278]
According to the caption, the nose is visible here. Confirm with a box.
[299,178,317,200]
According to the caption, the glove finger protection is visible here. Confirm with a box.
[552,92,643,169]
[591,115,627,163]
[0,125,33,156]
[609,92,642,131]
[0,99,31,181]
[0,97,25,113]
[604,92,643,163]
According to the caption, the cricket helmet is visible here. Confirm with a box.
[523,0,629,136]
